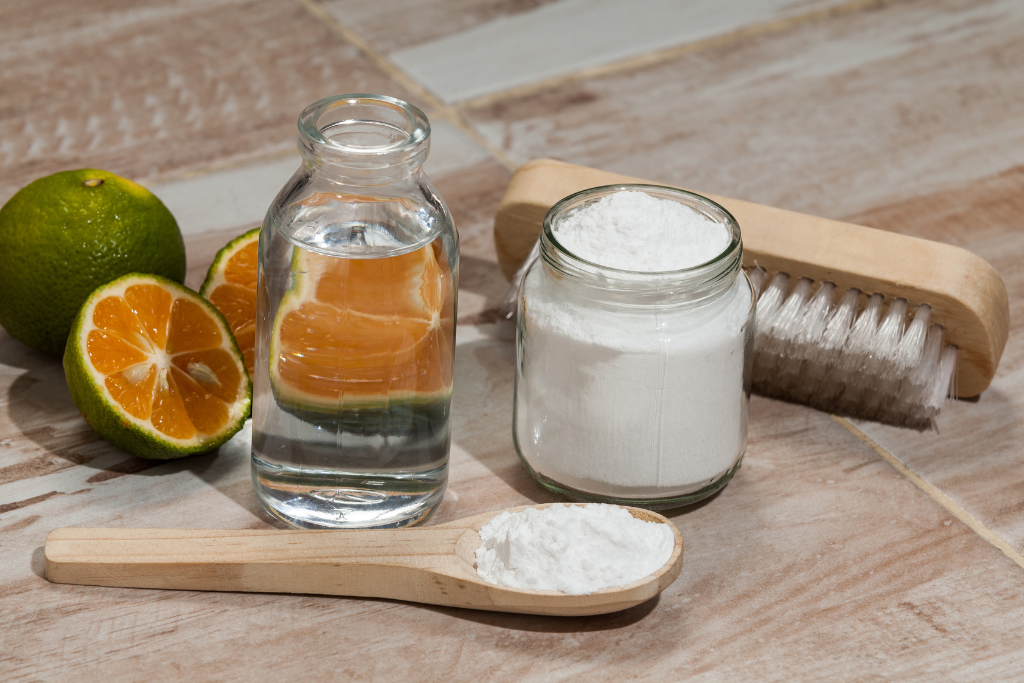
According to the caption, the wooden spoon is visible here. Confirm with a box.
[44,504,683,617]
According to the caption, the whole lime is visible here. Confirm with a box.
[0,169,186,355]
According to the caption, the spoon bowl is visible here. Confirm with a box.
[45,503,683,616]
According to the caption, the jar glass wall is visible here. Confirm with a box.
[513,185,753,509]
[251,94,458,529]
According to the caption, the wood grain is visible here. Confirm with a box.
[0,0,426,205]
[386,0,862,103]
[322,0,562,54]
[463,0,1024,222]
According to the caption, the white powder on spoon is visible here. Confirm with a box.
[475,504,675,595]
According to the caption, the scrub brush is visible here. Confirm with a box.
[493,159,1009,430]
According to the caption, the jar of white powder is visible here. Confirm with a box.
[513,185,754,509]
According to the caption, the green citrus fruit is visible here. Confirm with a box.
[63,273,251,460]
[0,169,186,356]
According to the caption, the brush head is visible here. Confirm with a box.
[748,267,958,430]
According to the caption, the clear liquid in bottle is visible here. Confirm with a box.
[251,188,457,529]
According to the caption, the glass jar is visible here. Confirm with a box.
[251,94,458,529]
[513,185,753,509]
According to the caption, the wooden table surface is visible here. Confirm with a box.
[3,0,1024,680]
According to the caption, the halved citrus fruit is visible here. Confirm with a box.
[64,274,251,459]
[270,239,455,416]
[200,227,259,375]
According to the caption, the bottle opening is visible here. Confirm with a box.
[321,119,411,150]
[540,185,744,304]
[298,94,430,179]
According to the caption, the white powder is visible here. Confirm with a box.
[515,190,752,500]
[554,191,730,271]
[475,504,675,595]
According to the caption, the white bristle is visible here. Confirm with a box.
[896,305,931,372]
[779,281,835,402]
[820,288,860,361]
[747,266,767,298]
[928,346,959,415]
[776,282,834,386]
[855,298,907,420]
[757,277,813,384]
[748,269,957,430]
[754,272,789,337]
[911,324,945,391]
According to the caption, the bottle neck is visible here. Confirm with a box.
[297,94,430,187]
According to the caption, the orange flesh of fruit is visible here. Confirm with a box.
[86,284,244,440]
[273,240,454,407]
[207,238,258,374]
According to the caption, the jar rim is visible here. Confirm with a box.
[542,184,741,277]
[540,185,743,303]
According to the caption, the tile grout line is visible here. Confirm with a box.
[832,415,1024,571]
[457,0,901,110]
[293,0,519,173]
[142,148,299,186]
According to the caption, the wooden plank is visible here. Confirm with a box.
[6,373,1024,678]
[0,0,425,204]
[322,0,563,55]
[386,0,860,103]
[463,0,1024,220]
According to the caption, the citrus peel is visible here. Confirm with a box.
[200,227,260,375]
[64,274,251,459]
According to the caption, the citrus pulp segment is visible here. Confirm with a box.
[270,239,455,415]
[64,274,251,460]
[200,227,260,375]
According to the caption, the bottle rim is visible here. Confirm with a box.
[297,94,430,178]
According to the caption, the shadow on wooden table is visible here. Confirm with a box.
[422,593,662,632]
[457,255,509,306]
[1,329,254,483]
[3,336,115,472]
[30,545,45,578]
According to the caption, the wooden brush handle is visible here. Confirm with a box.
[493,159,1009,397]
[44,526,485,607]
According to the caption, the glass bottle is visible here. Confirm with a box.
[252,94,458,529]
[514,185,753,509]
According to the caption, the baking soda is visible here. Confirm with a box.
[515,191,752,499]
[554,191,730,272]
[475,504,675,595]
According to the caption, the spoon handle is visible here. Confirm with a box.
[44,526,475,601]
